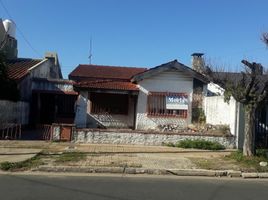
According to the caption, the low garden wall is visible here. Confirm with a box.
[72,129,236,149]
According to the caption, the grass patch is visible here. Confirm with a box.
[0,154,44,171]
[174,139,225,150]
[55,152,87,163]
[163,142,175,147]
[225,150,268,172]
[191,158,216,170]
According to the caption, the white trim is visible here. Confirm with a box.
[27,58,48,72]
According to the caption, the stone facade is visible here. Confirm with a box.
[136,113,187,130]
[73,129,236,149]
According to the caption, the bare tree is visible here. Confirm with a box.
[262,33,268,47]
[204,60,268,156]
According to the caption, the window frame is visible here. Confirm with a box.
[147,92,188,118]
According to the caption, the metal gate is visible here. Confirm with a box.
[37,124,52,140]
[255,109,268,148]
[0,123,21,140]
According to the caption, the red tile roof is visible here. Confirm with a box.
[6,58,43,80]
[75,80,139,91]
[69,64,147,81]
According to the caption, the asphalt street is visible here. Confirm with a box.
[1,174,268,200]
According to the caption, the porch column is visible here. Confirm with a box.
[74,91,88,128]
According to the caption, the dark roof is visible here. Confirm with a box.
[69,64,148,81]
[131,60,209,83]
[74,80,139,91]
[6,58,43,80]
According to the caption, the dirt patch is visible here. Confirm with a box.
[39,153,197,169]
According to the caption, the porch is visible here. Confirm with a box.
[30,78,78,126]
[74,80,139,129]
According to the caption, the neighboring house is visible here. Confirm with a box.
[0,18,77,126]
[7,52,62,101]
[6,53,78,125]
[69,57,208,130]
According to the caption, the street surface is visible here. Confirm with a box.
[1,174,268,200]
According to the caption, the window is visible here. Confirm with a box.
[147,92,188,118]
[91,93,128,115]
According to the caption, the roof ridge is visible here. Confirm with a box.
[78,64,148,69]
[8,58,43,61]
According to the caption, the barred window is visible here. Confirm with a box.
[147,92,188,118]
[90,93,128,115]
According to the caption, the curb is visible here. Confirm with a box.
[32,166,268,179]
[33,166,169,175]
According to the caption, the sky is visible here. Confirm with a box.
[0,0,268,78]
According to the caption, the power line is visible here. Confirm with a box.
[0,0,42,57]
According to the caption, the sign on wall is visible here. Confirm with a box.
[166,95,188,110]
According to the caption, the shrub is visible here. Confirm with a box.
[0,154,43,171]
[175,139,225,150]
[0,162,15,170]
[163,142,175,147]
[192,108,206,124]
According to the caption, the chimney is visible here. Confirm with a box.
[45,52,59,66]
[191,53,205,74]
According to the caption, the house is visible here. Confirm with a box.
[69,56,208,131]
[4,52,78,125]
[1,19,77,126]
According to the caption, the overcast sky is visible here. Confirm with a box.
[1,0,268,78]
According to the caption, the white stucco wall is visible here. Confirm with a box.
[207,82,224,96]
[135,69,193,130]
[74,91,88,128]
[30,59,61,79]
[204,96,239,137]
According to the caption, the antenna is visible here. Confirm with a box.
[88,36,92,64]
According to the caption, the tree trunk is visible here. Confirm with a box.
[243,106,256,156]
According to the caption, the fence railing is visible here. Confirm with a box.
[37,124,52,140]
[0,123,21,140]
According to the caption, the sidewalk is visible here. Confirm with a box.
[0,140,235,153]
[0,147,41,163]
[0,141,267,179]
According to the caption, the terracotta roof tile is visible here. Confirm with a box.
[75,80,139,91]
[69,64,147,81]
[6,58,43,80]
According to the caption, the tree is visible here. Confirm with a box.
[262,33,268,47]
[0,50,19,101]
[204,58,268,156]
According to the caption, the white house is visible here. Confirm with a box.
[69,59,208,131]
